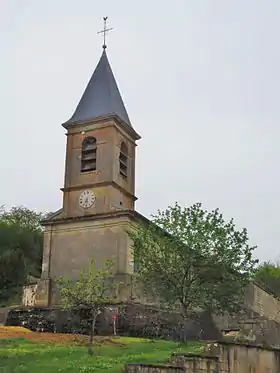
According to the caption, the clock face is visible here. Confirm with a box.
[79,190,95,209]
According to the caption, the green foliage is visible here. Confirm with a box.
[0,205,45,230]
[0,206,48,305]
[255,261,280,297]
[0,337,203,373]
[57,260,118,352]
[57,260,116,309]
[129,202,258,316]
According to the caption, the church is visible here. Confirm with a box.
[17,22,280,350]
[23,24,148,307]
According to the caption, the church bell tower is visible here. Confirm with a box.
[61,47,140,218]
[32,19,142,307]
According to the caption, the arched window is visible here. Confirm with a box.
[119,142,128,178]
[81,137,97,172]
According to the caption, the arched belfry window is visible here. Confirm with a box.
[119,142,128,178]
[81,137,97,172]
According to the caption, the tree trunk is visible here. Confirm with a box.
[181,309,197,342]
[88,310,97,356]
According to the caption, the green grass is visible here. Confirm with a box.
[0,337,203,373]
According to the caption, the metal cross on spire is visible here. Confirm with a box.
[97,16,113,50]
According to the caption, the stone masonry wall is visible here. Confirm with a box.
[171,353,219,372]
[246,282,280,322]
[204,341,280,373]
[214,308,280,346]
[211,282,280,346]
[6,303,222,342]
[12,280,280,347]
[125,342,280,373]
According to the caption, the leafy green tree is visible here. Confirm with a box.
[255,261,280,296]
[0,205,45,230]
[0,206,47,305]
[129,202,258,318]
[0,224,25,304]
[57,260,117,355]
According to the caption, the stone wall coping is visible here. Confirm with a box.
[205,339,280,352]
[253,280,280,300]
[125,363,184,370]
[171,352,219,360]
[11,303,124,312]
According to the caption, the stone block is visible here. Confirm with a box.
[33,279,51,308]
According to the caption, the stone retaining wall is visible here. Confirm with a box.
[171,353,219,372]
[125,342,280,373]
[247,282,280,322]
[5,283,280,346]
[125,353,220,372]
[205,341,280,372]
[5,303,221,341]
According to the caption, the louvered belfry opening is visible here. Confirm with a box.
[81,136,97,172]
[119,142,128,178]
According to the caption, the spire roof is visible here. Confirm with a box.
[65,49,132,127]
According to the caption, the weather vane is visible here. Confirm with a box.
[97,17,113,50]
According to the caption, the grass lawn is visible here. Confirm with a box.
[0,330,203,373]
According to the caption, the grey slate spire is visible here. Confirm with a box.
[65,49,132,127]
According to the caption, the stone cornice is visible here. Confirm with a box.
[41,209,149,226]
[60,180,137,201]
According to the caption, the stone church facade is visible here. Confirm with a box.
[23,46,147,307]
[18,41,280,348]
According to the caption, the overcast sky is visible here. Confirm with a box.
[1,1,280,262]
